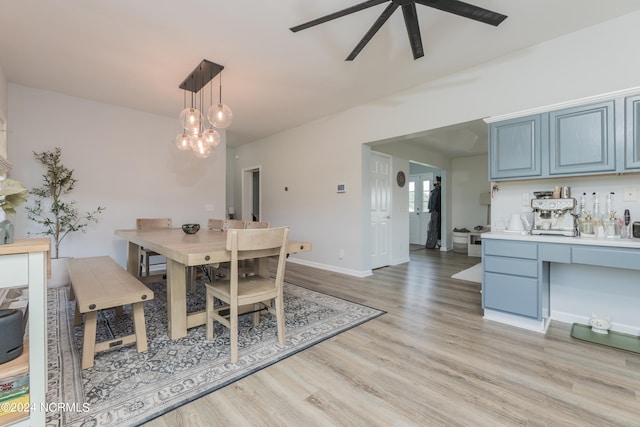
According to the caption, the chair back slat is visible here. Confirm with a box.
[223,219,246,231]
[226,227,288,252]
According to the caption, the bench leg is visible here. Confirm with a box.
[68,286,75,301]
[82,311,98,369]
[131,302,148,353]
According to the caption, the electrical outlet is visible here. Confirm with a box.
[623,187,637,202]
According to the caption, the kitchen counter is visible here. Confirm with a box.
[483,231,640,249]
[481,232,640,335]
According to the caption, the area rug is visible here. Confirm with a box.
[46,281,384,426]
[451,263,482,283]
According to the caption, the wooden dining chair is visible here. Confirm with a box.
[208,218,225,231]
[202,218,227,281]
[136,218,172,277]
[205,226,289,363]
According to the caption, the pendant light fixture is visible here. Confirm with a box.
[175,60,232,159]
[207,70,233,129]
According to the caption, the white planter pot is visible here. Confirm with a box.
[48,257,70,288]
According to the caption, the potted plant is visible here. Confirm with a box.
[0,177,28,244]
[26,147,105,286]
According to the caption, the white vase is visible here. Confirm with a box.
[48,257,71,288]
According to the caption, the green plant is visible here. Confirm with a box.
[0,178,28,215]
[26,147,105,258]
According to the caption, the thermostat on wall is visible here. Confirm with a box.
[337,184,346,193]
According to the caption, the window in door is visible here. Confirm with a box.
[422,180,431,212]
[408,181,415,212]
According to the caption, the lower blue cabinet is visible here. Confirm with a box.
[482,239,545,320]
[483,272,539,318]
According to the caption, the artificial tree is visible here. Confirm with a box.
[26,147,105,258]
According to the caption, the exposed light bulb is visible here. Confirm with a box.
[207,103,233,129]
[174,133,191,151]
[189,134,205,153]
[179,108,201,132]
[202,128,221,147]
[194,142,212,158]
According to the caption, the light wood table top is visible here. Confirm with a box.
[115,228,312,339]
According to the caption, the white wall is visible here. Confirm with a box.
[451,155,490,230]
[0,65,7,161]
[233,121,368,275]
[234,10,640,275]
[0,64,7,120]
[8,84,226,266]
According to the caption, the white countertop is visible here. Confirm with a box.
[483,231,640,249]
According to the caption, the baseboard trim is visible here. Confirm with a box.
[286,258,373,278]
[483,309,549,333]
[551,311,640,336]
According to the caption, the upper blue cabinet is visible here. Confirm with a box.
[549,101,616,175]
[489,115,543,180]
[489,92,640,181]
[625,95,640,170]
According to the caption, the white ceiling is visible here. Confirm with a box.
[1,1,639,151]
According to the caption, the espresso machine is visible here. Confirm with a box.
[530,192,578,236]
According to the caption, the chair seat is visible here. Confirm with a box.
[207,277,277,304]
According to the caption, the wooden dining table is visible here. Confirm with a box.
[115,227,312,339]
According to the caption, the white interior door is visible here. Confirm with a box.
[370,153,391,269]
[409,174,432,245]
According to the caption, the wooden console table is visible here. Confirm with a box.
[0,238,49,427]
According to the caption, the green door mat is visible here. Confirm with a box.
[571,323,640,354]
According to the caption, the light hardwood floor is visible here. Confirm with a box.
[145,249,640,426]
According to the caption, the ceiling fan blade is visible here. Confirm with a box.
[415,0,507,26]
[401,3,424,60]
[290,0,390,32]
[346,2,399,60]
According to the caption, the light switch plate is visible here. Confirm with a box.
[623,187,637,202]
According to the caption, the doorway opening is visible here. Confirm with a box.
[409,161,444,249]
[241,166,261,221]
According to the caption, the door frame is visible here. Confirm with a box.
[408,172,434,245]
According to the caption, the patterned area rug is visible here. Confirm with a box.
[46,281,384,426]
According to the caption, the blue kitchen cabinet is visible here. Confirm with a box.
[489,114,543,180]
[482,239,549,321]
[549,101,616,175]
[625,94,640,170]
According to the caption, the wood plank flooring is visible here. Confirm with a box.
[145,249,640,427]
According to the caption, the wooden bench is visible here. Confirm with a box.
[67,256,154,369]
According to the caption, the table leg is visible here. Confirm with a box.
[167,258,188,339]
[116,241,142,316]
[126,241,140,276]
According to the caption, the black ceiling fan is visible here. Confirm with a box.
[290,0,507,61]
